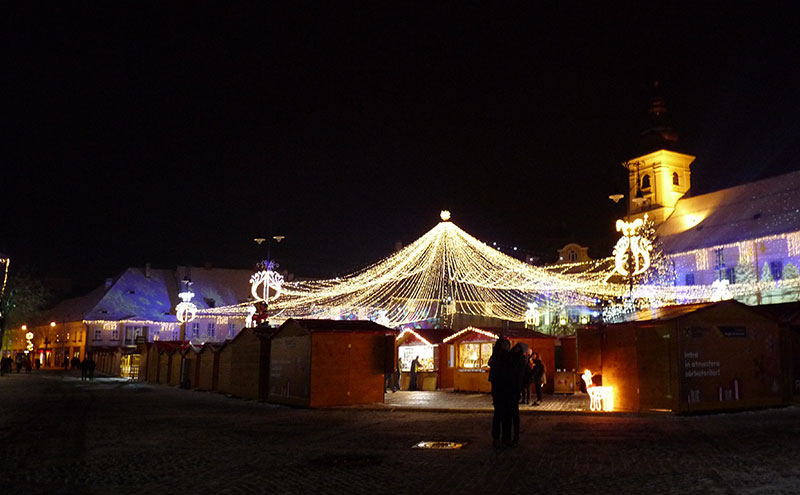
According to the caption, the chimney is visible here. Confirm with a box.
[145,262,152,279]
[105,278,113,289]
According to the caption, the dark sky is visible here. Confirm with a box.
[6,3,800,294]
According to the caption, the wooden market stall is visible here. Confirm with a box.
[196,343,224,391]
[168,346,186,386]
[268,319,397,407]
[395,328,447,390]
[180,345,201,389]
[217,325,277,400]
[754,301,800,399]
[443,326,557,393]
[577,300,792,413]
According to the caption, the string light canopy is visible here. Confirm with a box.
[197,213,800,327]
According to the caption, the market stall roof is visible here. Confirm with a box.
[753,301,800,325]
[396,328,448,346]
[287,319,398,334]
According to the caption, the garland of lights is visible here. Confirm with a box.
[196,213,800,327]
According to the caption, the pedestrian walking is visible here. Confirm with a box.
[24,357,32,373]
[488,337,513,447]
[80,358,88,381]
[509,342,528,445]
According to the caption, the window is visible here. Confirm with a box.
[641,174,651,189]
[192,323,200,337]
[94,329,101,341]
[66,332,70,341]
[770,261,783,280]
[111,329,119,341]
[568,250,577,262]
[685,273,695,286]
[725,267,736,284]
[458,342,494,369]
[78,332,83,342]
[208,323,215,338]
[673,172,679,185]
[228,323,236,338]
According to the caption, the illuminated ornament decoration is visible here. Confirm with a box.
[525,302,541,326]
[245,305,257,328]
[250,268,285,303]
[609,216,652,279]
[25,331,34,352]
[440,210,451,221]
[582,369,614,412]
[711,279,733,302]
[176,290,198,323]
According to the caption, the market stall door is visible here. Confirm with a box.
[121,354,140,379]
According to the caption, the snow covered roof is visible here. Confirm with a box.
[38,266,254,324]
[659,170,800,254]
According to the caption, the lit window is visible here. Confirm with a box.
[192,323,200,337]
[458,342,494,369]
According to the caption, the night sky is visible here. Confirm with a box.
[6,3,800,295]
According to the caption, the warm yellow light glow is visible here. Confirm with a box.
[610,215,652,278]
[440,210,451,221]
[21,325,27,331]
[396,328,434,346]
[581,369,614,412]
[50,321,56,327]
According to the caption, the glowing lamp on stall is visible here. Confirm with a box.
[581,369,614,412]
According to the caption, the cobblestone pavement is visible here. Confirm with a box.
[2,370,799,495]
[381,389,592,413]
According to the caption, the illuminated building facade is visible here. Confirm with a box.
[2,265,254,376]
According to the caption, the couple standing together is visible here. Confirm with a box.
[488,337,545,447]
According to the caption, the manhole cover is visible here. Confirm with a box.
[412,441,466,450]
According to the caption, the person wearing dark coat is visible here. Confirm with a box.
[531,352,545,405]
[80,358,88,381]
[520,350,534,404]
[87,357,96,381]
[508,343,528,445]
[488,338,514,447]
[409,356,421,391]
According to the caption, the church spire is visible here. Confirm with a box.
[638,81,680,154]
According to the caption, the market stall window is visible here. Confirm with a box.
[458,342,493,368]
[399,345,434,371]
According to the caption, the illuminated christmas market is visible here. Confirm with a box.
[3,5,800,491]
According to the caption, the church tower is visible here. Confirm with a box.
[624,82,695,226]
